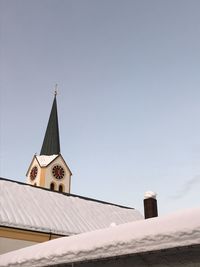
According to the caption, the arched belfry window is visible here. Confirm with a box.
[59,184,63,192]
[50,182,55,191]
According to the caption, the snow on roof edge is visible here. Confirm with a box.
[0,207,199,267]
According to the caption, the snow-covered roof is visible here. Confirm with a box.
[0,207,199,267]
[0,179,142,235]
[36,154,58,167]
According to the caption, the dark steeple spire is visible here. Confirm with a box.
[40,92,60,155]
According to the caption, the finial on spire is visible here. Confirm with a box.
[54,84,58,96]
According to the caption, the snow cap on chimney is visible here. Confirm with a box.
[144,191,157,200]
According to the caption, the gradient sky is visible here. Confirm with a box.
[1,0,200,216]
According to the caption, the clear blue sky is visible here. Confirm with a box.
[1,0,200,216]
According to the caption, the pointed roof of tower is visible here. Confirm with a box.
[40,93,60,155]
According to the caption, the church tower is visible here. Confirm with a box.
[26,92,72,193]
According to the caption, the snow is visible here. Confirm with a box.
[0,179,142,236]
[144,191,157,199]
[36,155,58,166]
[0,207,199,267]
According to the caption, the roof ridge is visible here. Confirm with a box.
[0,177,134,210]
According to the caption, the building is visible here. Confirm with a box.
[0,178,142,254]
[26,93,72,193]
[0,207,199,266]
[0,93,143,255]
[1,93,199,266]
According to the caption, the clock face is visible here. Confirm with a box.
[30,166,38,180]
[52,165,65,180]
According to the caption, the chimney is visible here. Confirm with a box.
[144,191,158,219]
